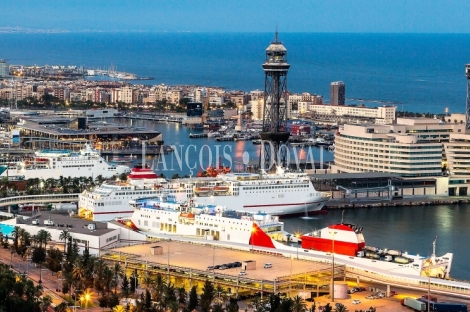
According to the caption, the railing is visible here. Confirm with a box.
[0,193,80,207]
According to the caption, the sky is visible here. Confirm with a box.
[3,0,470,33]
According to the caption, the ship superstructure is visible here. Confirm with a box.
[79,165,330,222]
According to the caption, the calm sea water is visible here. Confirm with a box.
[282,205,470,282]
[1,32,470,113]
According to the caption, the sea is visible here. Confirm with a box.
[1,32,470,113]
[2,32,470,281]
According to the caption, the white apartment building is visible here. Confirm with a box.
[250,98,264,120]
[120,86,134,104]
[308,104,397,124]
[332,117,465,178]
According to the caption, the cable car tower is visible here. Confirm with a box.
[466,64,470,130]
[260,32,290,169]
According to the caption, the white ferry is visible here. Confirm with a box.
[129,195,286,247]
[128,197,453,279]
[1,144,130,181]
[78,165,330,222]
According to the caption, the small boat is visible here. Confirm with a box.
[252,139,261,145]
[195,186,212,194]
[214,185,229,192]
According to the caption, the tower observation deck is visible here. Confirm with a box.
[260,32,290,169]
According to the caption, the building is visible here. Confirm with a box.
[0,59,9,77]
[330,81,345,105]
[308,104,397,124]
[120,86,134,104]
[250,98,264,121]
[187,102,203,117]
[332,117,465,177]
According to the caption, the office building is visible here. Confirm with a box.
[330,81,345,105]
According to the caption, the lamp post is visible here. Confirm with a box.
[212,245,215,282]
[167,238,171,278]
[329,230,337,302]
[295,233,300,259]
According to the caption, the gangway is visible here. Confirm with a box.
[0,193,80,208]
[336,179,395,203]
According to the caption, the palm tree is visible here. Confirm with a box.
[292,295,307,312]
[333,303,349,312]
[59,230,71,253]
[12,225,20,251]
[72,262,86,291]
[112,305,125,312]
[112,263,123,293]
[40,295,52,312]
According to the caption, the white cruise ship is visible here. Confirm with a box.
[78,164,330,222]
[1,144,130,181]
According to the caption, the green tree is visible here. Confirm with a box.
[226,298,239,312]
[121,274,130,299]
[323,303,333,312]
[292,295,307,312]
[59,230,70,253]
[334,302,348,312]
[200,280,215,312]
[187,286,198,311]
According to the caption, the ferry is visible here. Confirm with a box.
[78,164,330,222]
[301,224,452,279]
[129,195,286,247]
[128,198,453,279]
[0,144,131,181]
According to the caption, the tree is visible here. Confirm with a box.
[129,270,139,294]
[276,297,293,312]
[54,302,69,312]
[121,274,130,299]
[333,303,348,312]
[108,293,120,309]
[177,287,187,309]
[59,230,70,253]
[267,293,281,312]
[322,303,333,312]
[98,295,108,311]
[226,298,239,312]
[187,286,198,311]
[200,280,215,312]
[292,295,307,312]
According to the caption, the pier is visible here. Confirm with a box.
[189,133,208,138]
[100,146,173,156]
[121,113,183,123]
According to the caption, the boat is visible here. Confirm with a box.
[0,143,131,181]
[252,139,261,145]
[129,196,286,248]
[79,165,330,222]
[301,223,453,279]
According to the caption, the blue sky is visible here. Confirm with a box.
[3,0,470,33]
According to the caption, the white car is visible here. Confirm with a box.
[352,299,361,305]
[239,271,247,276]
[264,263,272,268]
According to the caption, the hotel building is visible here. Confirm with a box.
[332,117,465,178]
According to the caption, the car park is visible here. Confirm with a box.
[352,299,361,305]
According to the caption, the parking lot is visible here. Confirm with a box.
[113,241,331,282]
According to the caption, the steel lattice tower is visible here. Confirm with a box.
[260,32,290,169]
[466,64,470,130]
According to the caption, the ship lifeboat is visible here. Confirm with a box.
[180,212,195,219]
[214,185,229,192]
[154,184,163,189]
[195,186,212,194]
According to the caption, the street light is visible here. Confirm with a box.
[167,238,171,278]
[329,230,337,303]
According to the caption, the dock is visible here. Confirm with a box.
[100,146,173,156]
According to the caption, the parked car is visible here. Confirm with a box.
[264,263,272,268]
[219,265,228,270]
[239,271,247,276]
[352,299,361,305]
[365,295,376,299]
[207,266,215,270]
[389,290,398,296]
[234,262,242,267]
